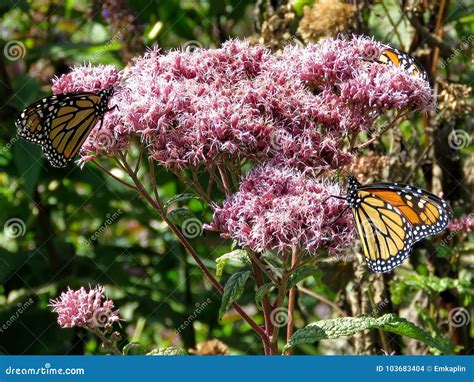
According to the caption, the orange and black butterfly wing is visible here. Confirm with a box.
[16,91,107,168]
[351,190,415,273]
[378,46,428,81]
[358,182,452,242]
[16,95,61,145]
[45,94,103,167]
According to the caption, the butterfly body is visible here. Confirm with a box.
[377,46,429,82]
[16,86,114,167]
[347,176,451,273]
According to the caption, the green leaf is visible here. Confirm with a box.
[292,0,315,16]
[287,267,322,289]
[215,249,250,278]
[164,193,203,210]
[390,275,472,306]
[166,207,196,226]
[255,283,274,310]
[219,271,251,320]
[147,347,187,355]
[284,313,452,354]
[122,342,146,355]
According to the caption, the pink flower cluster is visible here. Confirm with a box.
[50,37,434,255]
[49,285,120,329]
[448,214,474,233]
[207,163,355,255]
[51,36,433,170]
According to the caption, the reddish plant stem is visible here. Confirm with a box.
[217,163,232,196]
[430,0,447,76]
[286,247,299,355]
[91,159,137,191]
[115,153,271,350]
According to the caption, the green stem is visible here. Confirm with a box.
[270,253,290,353]
[85,327,121,355]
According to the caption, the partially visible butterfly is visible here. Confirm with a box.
[346,176,452,273]
[376,46,429,81]
[15,86,115,168]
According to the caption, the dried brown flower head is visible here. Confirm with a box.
[345,151,389,183]
[254,2,296,51]
[189,339,229,355]
[438,83,472,121]
[298,0,356,42]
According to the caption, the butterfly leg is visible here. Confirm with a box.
[322,194,346,203]
[322,205,350,228]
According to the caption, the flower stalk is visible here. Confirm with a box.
[110,151,272,351]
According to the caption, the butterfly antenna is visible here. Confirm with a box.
[322,194,346,203]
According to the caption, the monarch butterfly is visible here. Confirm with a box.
[346,176,452,273]
[15,86,115,168]
[377,46,429,81]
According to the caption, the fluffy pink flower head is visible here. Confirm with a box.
[207,163,355,255]
[448,214,474,233]
[51,37,434,169]
[49,285,120,329]
[51,64,121,94]
[281,36,434,129]
[51,64,127,159]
